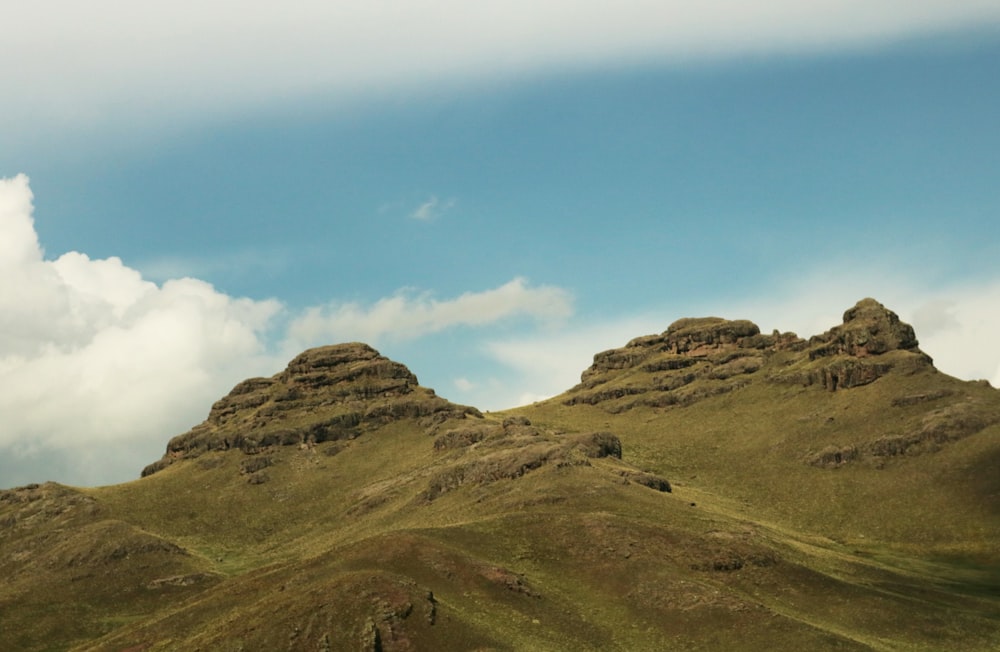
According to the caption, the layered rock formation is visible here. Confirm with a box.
[566,313,797,412]
[808,298,920,358]
[142,343,481,476]
[788,298,931,390]
[566,298,933,411]
[142,342,671,501]
[423,417,669,502]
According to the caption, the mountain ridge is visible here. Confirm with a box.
[2,297,999,651]
[141,341,482,478]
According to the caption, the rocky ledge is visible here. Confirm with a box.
[565,298,933,411]
[786,298,933,390]
[142,343,481,477]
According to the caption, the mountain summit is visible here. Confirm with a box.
[141,342,481,478]
[2,299,999,651]
[813,297,921,356]
[566,297,932,412]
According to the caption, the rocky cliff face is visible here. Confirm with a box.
[808,298,920,358]
[142,343,481,477]
[566,298,933,411]
[793,297,932,390]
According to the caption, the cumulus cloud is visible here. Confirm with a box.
[285,277,573,350]
[0,175,283,487]
[3,2,999,150]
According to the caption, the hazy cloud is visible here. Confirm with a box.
[914,286,1000,387]
[136,247,296,284]
[410,196,456,221]
[4,2,999,150]
[910,299,959,336]
[286,277,573,350]
[453,377,476,392]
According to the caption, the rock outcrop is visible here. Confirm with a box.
[804,392,1000,469]
[141,299,939,478]
[422,416,669,502]
[566,315,801,411]
[808,298,920,358]
[565,298,934,411]
[142,343,481,477]
[788,298,933,390]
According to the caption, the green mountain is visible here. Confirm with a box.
[2,298,999,651]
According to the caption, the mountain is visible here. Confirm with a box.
[2,299,999,651]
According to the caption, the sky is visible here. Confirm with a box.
[2,2,1000,488]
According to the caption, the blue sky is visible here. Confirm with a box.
[2,2,1000,488]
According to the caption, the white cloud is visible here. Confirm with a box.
[3,2,999,150]
[453,377,476,392]
[410,196,456,221]
[0,175,284,487]
[285,277,573,350]
[912,286,1000,387]
[0,174,41,265]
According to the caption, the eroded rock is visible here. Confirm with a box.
[142,343,481,477]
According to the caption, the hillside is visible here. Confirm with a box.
[2,298,998,651]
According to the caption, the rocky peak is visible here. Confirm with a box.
[566,298,935,411]
[141,343,479,477]
[657,317,762,355]
[784,298,930,392]
[808,298,921,359]
[581,317,796,383]
[281,343,416,385]
[280,342,418,397]
[569,315,802,412]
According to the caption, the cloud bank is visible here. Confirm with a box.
[4,2,1000,148]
